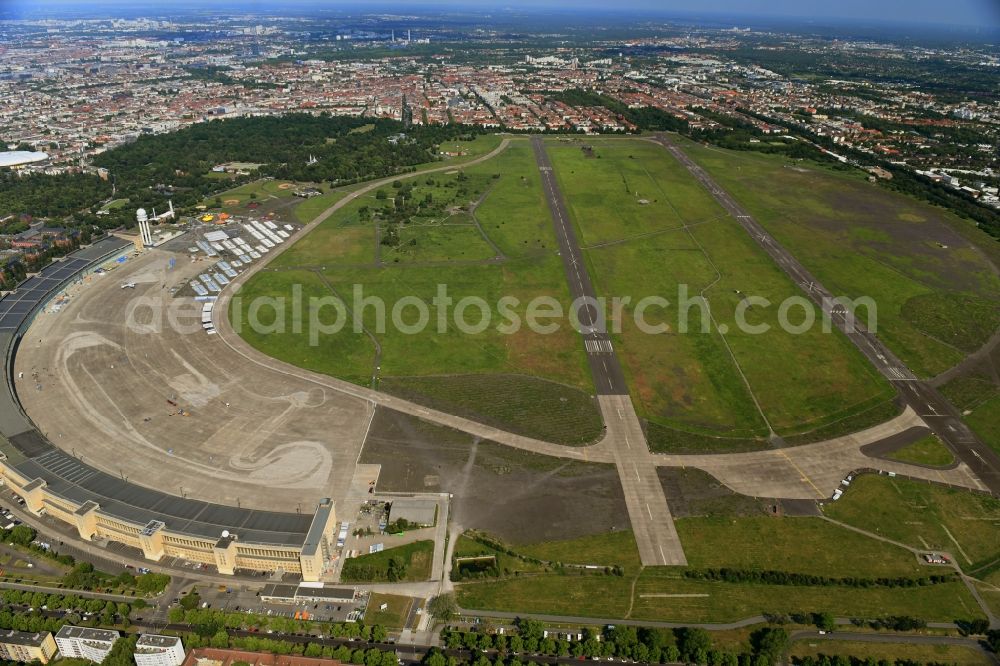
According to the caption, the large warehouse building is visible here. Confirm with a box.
[0,150,49,169]
[0,238,338,580]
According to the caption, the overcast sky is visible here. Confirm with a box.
[7,0,1000,27]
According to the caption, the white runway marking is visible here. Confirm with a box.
[584,339,614,353]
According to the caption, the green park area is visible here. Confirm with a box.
[340,540,434,583]
[788,640,991,665]
[545,138,895,450]
[234,139,602,445]
[824,474,1000,572]
[454,509,986,623]
[677,138,1000,379]
[364,593,413,630]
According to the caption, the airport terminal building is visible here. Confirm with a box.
[0,238,338,580]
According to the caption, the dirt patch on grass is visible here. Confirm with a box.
[361,407,628,544]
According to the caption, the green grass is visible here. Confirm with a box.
[203,178,297,208]
[824,475,1000,568]
[385,224,496,263]
[966,393,1000,458]
[277,193,375,265]
[293,188,355,225]
[452,534,550,578]
[940,374,997,411]
[455,516,982,623]
[789,640,990,664]
[676,516,925,578]
[678,138,1000,378]
[645,421,769,454]
[340,540,434,583]
[101,198,129,211]
[547,137,894,440]
[231,269,376,385]
[887,434,956,467]
[473,141,557,258]
[380,374,602,446]
[457,574,982,624]
[781,398,903,446]
[364,593,413,630]
[900,292,1000,354]
[515,530,642,572]
[235,140,599,441]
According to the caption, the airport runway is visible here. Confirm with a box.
[531,136,687,566]
[653,133,1000,496]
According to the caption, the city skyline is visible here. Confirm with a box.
[4,0,1000,28]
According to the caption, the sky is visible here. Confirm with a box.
[4,0,1000,28]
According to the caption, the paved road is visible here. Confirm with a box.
[652,133,1000,497]
[531,137,686,566]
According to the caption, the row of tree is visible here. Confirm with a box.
[173,604,389,643]
[684,568,958,589]
[439,619,788,666]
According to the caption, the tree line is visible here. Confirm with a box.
[684,567,958,589]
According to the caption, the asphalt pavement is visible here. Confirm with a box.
[531,137,686,566]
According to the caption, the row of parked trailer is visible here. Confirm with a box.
[190,222,297,331]
[201,300,217,336]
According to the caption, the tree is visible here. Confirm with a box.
[750,627,789,662]
[100,634,137,666]
[515,617,545,643]
[813,612,836,633]
[428,593,458,621]
[9,524,37,546]
[674,627,712,661]
[985,629,1000,654]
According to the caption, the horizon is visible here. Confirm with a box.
[4,0,1000,30]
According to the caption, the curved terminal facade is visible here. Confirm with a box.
[0,238,336,580]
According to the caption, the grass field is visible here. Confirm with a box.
[546,138,894,443]
[457,573,982,624]
[364,593,413,630]
[454,514,984,624]
[514,530,642,571]
[824,475,1000,569]
[966,393,1000,458]
[380,374,603,445]
[676,516,925,578]
[788,639,990,665]
[293,188,356,225]
[235,139,601,443]
[677,138,1000,379]
[887,434,956,467]
[340,540,434,583]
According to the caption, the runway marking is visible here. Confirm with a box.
[658,545,667,564]
[645,503,652,519]
[776,449,825,498]
[634,463,641,482]
[584,339,614,353]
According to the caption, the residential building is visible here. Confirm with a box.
[135,635,186,666]
[54,626,121,662]
[0,630,58,664]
